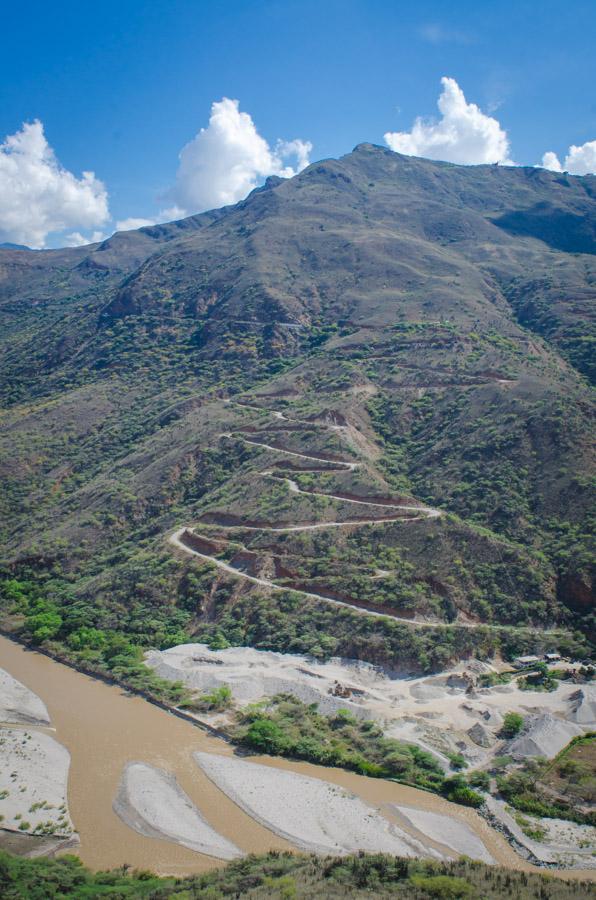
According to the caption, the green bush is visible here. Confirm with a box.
[409,874,473,898]
[441,776,484,808]
[499,711,524,739]
[231,694,446,795]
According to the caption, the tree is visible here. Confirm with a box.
[23,610,62,643]
[245,718,290,754]
[500,712,524,739]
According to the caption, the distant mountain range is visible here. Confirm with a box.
[0,145,593,670]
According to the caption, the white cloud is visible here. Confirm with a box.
[384,77,512,166]
[541,151,563,173]
[64,230,107,247]
[0,120,109,248]
[115,206,186,233]
[541,140,596,175]
[115,216,157,231]
[167,97,312,214]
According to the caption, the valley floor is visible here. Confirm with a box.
[1,635,594,879]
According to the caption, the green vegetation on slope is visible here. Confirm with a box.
[1,146,594,672]
[1,569,591,691]
[230,694,487,807]
[231,694,444,789]
[1,850,594,899]
[497,734,596,826]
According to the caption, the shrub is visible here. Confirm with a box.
[442,776,484,808]
[467,770,490,791]
[409,874,473,898]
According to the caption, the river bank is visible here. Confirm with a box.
[0,634,593,881]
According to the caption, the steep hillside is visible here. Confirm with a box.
[0,145,594,673]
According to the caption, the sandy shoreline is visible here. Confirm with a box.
[195,751,444,858]
[392,805,494,864]
[1,635,593,880]
[113,762,242,860]
[0,726,75,839]
[0,666,50,727]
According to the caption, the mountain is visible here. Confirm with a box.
[0,144,594,674]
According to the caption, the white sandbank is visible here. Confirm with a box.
[392,805,494,864]
[0,726,75,838]
[194,751,443,858]
[0,667,50,726]
[113,761,242,860]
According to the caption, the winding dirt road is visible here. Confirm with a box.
[169,527,444,626]
[168,397,533,629]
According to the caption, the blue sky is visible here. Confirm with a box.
[1,0,595,247]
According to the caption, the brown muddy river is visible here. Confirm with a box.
[0,634,585,878]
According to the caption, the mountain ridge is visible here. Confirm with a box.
[0,145,593,672]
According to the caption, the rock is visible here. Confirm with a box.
[481,708,503,726]
[446,672,475,690]
[468,722,494,748]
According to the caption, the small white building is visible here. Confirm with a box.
[544,652,561,663]
[512,655,541,669]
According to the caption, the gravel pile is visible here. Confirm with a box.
[569,685,596,726]
[509,714,584,759]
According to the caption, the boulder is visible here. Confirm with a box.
[468,723,494,748]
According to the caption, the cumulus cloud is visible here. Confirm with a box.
[115,217,156,231]
[0,120,109,248]
[167,97,312,214]
[64,230,108,247]
[115,206,186,233]
[541,140,596,175]
[384,77,512,166]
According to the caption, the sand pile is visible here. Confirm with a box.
[392,806,494,864]
[569,685,596,726]
[194,752,442,858]
[113,762,242,859]
[147,644,590,769]
[0,727,74,837]
[0,667,50,726]
[468,722,493,748]
[145,644,393,719]
[508,714,584,759]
